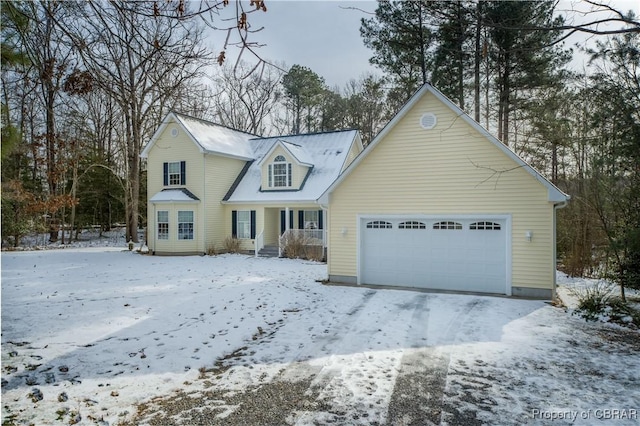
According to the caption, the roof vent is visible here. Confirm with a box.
[171,127,179,137]
[420,113,437,130]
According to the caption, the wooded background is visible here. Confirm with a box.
[1,0,638,295]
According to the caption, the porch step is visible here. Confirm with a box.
[258,245,280,257]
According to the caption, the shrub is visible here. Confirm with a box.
[281,232,306,258]
[206,244,218,256]
[571,280,640,327]
[280,232,325,261]
[222,236,241,253]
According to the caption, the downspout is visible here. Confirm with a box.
[152,203,156,255]
[202,155,207,255]
[318,199,330,279]
[553,199,569,300]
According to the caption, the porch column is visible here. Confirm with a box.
[285,207,290,231]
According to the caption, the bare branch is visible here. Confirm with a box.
[469,159,527,190]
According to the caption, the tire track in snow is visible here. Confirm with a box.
[386,294,450,426]
[289,290,425,425]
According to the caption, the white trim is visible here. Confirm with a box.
[338,132,364,174]
[177,210,195,241]
[156,209,170,241]
[258,139,314,168]
[140,112,254,161]
[356,213,512,296]
[150,199,199,204]
[318,83,569,204]
[222,199,322,205]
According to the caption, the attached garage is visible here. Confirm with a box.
[321,83,570,299]
[359,216,509,294]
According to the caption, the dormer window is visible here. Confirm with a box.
[269,155,292,188]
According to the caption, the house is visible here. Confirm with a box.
[142,83,569,299]
[319,83,569,299]
[141,112,363,257]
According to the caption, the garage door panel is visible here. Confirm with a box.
[361,217,508,294]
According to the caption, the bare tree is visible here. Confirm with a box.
[63,1,210,242]
[212,60,284,135]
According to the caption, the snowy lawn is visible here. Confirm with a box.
[2,249,639,425]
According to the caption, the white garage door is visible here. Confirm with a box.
[360,217,509,294]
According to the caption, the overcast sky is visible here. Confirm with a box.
[206,0,640,89]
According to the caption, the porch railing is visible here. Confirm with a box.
[254,229,264,258]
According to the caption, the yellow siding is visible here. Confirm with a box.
[221,205,264,252]
[147,120,204,253]
[150,204,199,253]
[341,136,364,172]
[204,155,248,251]
[260,145,310,190]
[328,91,555,291]
[146,120,246,254]
[264,208,279,245]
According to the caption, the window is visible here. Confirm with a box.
[269,155,292,188]
[164,161,185,186]
[157,211,169,240]
[236,211,251,239]
[304,210,319,229]
[168,162,181,185]
[470,221,501,230]
[366,220,392,229]
[433,221,462,230]
[232,210,255,239]
[177,211,194,240]
[399,221,426,229]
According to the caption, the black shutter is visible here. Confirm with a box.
[250,210,256,239]
[298,210,304,229]
[289,210,294,231]
[318,210,323,229]
[163,162,168,186]
[180,161,186,185]
[231,210,237,238]
[280,210,285,235]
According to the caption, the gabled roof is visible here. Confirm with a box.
[140,112,255,160]
[224,130,360,203]
[320,83,570,204]
[257,139,315,167]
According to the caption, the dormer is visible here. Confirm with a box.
[259,140,314,191]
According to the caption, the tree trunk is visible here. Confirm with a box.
[474,1,482,122]
[456,2,464,110]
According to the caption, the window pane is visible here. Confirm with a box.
[157,211,169,240]
[178,211,194,240]
[168,162,180,173]
[272,162,289,187]
[366,221,392,229]
[304,211,318,229]
[178,211,193,222]
[168,161,182,185]
[237,210,251,239]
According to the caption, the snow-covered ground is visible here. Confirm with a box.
[2,249,639,425]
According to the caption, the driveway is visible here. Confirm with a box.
[2,250,638,425]
[123,289,639,426]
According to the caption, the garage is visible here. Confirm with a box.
[360,216,510,294]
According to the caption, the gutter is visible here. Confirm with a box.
[552,199,570,300]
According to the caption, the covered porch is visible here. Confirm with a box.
[255,207,326,258]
